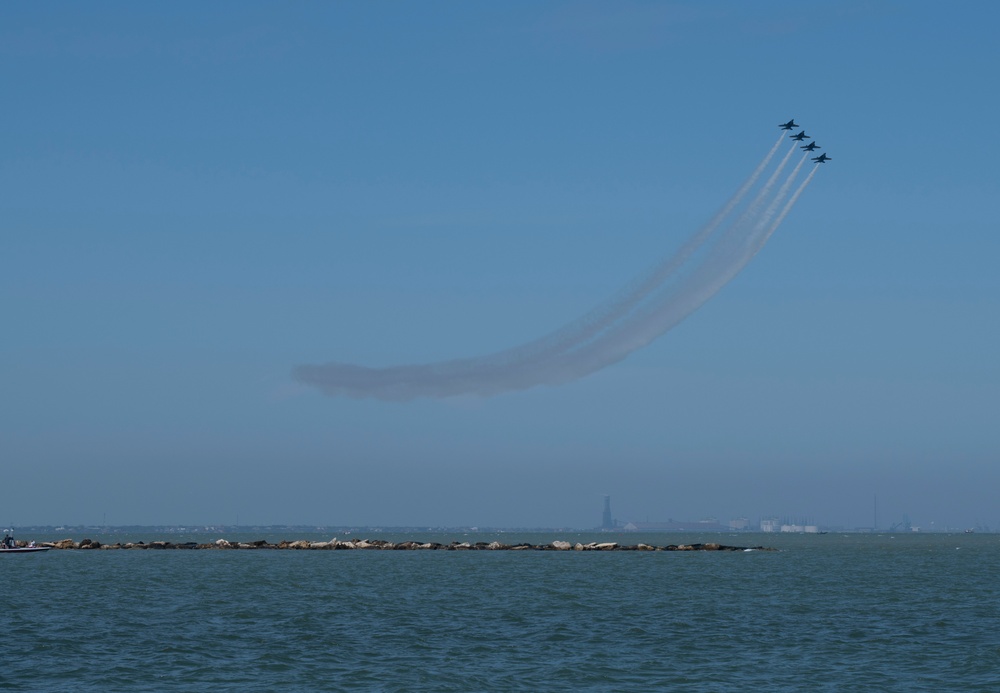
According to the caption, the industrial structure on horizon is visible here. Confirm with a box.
[602,495,614,530]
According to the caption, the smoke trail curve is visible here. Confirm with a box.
[756,165,818,254]
[294,135,817,400]
[440,131,789,370]
[489,153,817,388]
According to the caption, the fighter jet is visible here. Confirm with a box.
[800,141,820,152]
[812,153,831,164]
[779,119,798,130]
[790,131,809,141]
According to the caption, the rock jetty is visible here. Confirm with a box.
[36,538,774,552]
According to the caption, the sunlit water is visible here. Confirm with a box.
[3,532,999,691]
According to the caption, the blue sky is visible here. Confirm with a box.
[2,2,998,530]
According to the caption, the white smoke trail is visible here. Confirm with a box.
[752,142,799,215]
[511,157,817,390]
[294,132,819,400]
[513,154,816,385]
[754,153,809,236]
[694,142,800,264]
[754,165,818,253]
[466,131,789,367]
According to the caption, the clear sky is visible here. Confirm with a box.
[3,2,998,530]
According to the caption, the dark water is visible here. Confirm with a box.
[3,532,999,691]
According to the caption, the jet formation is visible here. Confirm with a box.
[779,118,831,164]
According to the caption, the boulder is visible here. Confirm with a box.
[46,539,76,549]
[551,541,572,550]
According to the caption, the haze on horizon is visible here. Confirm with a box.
[1,2,998,532]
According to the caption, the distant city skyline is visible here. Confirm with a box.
[9,497,987,536]
[594,496,980,533]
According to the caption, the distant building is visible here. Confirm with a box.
[729,518,750,531]
[780,524,821,533]
[602,495,614,530]
[760,518,779,533]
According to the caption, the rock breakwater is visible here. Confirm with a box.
[37,538,774,552]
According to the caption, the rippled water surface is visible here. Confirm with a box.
[3,532,1000,691]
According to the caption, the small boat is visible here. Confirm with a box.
[1,533,48,553]
[0,546,50,554]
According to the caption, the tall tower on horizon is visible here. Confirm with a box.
[602,495,613,530]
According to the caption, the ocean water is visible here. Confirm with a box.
[2,532,999,691]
